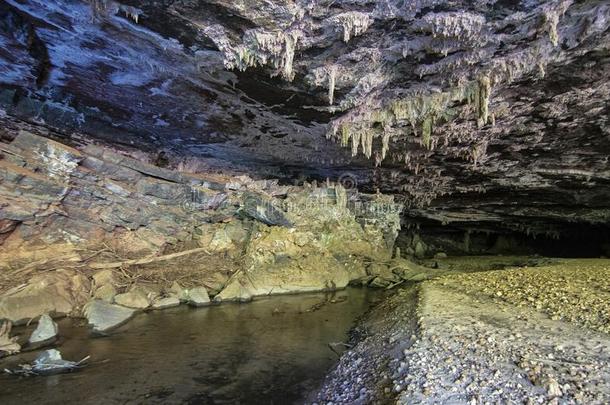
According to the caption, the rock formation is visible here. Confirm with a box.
[0,1,606,245]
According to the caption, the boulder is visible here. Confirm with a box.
[114,287,151,309]
[0,270,91,324]
[83,300,135,333]
[186,287,210,307]
[28,314,58,349]
[151,296,181,310]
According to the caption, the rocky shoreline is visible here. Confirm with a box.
[314,258,610,404]
[0,127,443,356]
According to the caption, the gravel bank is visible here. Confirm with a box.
[314,258,610,404]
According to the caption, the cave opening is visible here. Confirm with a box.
[0,0,608,404]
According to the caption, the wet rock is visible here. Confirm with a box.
[84,300,135,333]
[151,296,181,310]
[0,270,91,324]
[114,287,152,309]
[187,287,211,307]
[28,314,58,349]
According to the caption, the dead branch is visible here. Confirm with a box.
[88,247,211,269]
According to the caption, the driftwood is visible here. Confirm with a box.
[0,322,20,355]
[89,247,210,269]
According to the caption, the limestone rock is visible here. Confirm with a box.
[151,296,181,310]
[28,313,58,349]
[94,284,117,302]
[215,255,350,302]
[114,287,152,309]
[187,287,211,307]
[92,270,117,287]
[0,270,91,324]
[169,282,190,301]
[84,300,135,333]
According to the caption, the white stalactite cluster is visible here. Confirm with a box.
[226,29,303,81]
[88,0,141,23]
[424,12,486,42]
[328,76,493,166]
[330,11,373,43]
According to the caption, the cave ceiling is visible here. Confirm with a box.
[0,0,609,233]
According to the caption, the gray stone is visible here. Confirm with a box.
[187,287,211,307]
[84,300,135,333]
[28,314,58,348]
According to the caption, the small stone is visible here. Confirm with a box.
[28,314,58,348]
[187,287,211,307]
[547,378,562,397]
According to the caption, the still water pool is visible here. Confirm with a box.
[0,288,382,404]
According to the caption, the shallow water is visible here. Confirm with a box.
[0,288,382,404]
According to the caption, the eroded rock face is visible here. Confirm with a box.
[0,0,607,240]
[0,131,403,314]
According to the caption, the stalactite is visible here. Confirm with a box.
[541,0,572,46]
[341,123,350,147]
[477,75,491,126]
[327,65,338,105]
[381,133,390,159]
[421,117,433,149]
[87,0,141,23]
[351,131,361,156]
